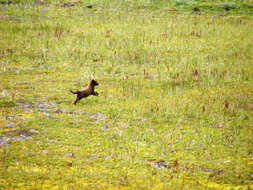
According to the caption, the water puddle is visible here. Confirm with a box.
[0,0,49,5]
[148,160,173,170]
[147,159,224,175]
[37,138,63,145]
[3,123,16,128]
[91,112,107,120]
[15,101,107,121]
[15,102,103,117]
[91,112,107,123]
[0,128,39,146]
[54,108,74,114]
[1,102,107,146]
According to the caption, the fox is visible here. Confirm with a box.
[70,79,99,105]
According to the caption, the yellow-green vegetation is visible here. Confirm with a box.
[0,0,253,189]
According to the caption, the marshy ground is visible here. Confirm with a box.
[0,0,253,189]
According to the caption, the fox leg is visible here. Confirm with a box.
[71,90,82,105]
[73,96,82,105]
[92,91,99,96]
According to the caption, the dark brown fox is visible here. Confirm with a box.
[70,79,99,105]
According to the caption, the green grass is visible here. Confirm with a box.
[0,0,253,189]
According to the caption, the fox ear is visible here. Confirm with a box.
[90,73,95,81]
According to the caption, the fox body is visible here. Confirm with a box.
[70,79,99,105]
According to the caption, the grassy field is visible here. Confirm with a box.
[0,0,253,189]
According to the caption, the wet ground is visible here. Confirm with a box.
[147,159,224,177]
[0,100,107,146]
